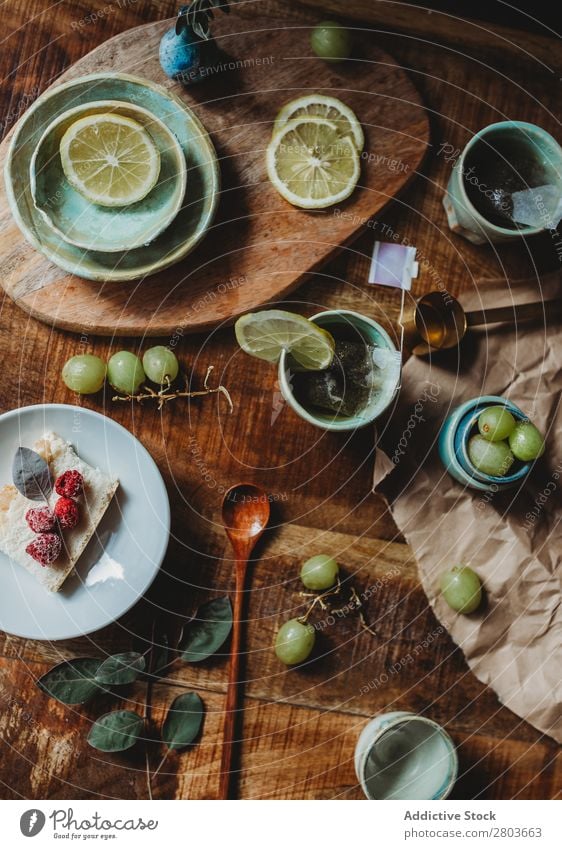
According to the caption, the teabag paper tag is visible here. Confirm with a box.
[368,241,419,290]
[511,184,562,228]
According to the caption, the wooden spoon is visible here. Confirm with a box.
[219,483,270,799]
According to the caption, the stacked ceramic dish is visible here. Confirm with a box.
[4,73,220,282]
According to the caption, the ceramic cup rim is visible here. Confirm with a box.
[278,309,401,432]
[454,120,562,237]
[356,713,458,801]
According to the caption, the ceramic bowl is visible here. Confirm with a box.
[278,309,401,432]
[4,72,219,282]
[354,711,458,800]
[438,395,531,491]
[30,100,187,253]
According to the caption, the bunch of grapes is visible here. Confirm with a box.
[468,405,545,477]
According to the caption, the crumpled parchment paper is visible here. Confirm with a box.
[374,272,562,742]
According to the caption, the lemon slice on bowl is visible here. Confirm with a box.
[60,113,161,207]
[267,117,360,210]
[235,310,335,370]
[274,94,364,151]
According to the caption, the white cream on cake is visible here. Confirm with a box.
[0,432,119,592]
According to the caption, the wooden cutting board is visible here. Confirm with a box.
[0,15,429,337]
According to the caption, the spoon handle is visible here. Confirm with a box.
[218,560,246,799]
[466,299,562,328]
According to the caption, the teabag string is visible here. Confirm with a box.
[367,238,417,358]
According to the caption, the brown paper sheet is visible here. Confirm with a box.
[374,273,562,742]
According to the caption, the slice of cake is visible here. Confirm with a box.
[0,432,119,592]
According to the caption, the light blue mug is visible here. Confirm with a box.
[443,121,562,244]
[278,310,401,431]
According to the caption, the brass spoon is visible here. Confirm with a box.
[219,483,270,799]
[402,289,562,355]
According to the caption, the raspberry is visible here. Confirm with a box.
[55,469,84,499]
[25,506,56,533]
[26,533,62,566]
[54,497,80,530]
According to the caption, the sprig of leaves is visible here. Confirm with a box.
[36,596,233,795]
[177,1,233,41]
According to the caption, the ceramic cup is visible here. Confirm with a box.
[278,309,401,432]
[438,395,531,492]
[354,711,458,800]
[443,121,562,244]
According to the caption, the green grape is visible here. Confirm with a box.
[509,421,545,461]
[440,565,482,614]
[300,554,339,590]
[107,351,146,394]
[62,354,106,394]
[468,435,514,477]
[275,619,315,665]
[311,21,351,62]
[142,346,179,384]
[478,405,516,442]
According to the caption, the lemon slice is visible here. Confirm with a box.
[60,113,161,207]
[235,310,335,370]
[267,117,360,210]
[274,94,364,151]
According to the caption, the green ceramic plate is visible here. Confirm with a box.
[4,73,219,282]
[30,100,187,253]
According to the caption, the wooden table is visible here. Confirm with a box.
[0,0,560,800]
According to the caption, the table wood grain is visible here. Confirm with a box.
[0,0,560,800]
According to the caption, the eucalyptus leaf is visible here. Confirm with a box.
[162,692,204,750]
[12,447,52,502]
[179,597,233,663]
[95,652,146,686]
[87,710,144,753]
[37,658,102,705]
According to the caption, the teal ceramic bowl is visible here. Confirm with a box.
[30,100,187,253]
[278,310,402,432]
[4,72,219,282]
[438,395,531,491]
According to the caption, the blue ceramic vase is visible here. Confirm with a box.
[160,6,217,84]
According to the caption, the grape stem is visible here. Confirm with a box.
[111,365,233,412]
[299,580,377,636]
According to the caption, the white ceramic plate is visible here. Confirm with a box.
[0,404,170,640]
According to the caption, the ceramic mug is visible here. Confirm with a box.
[443,121,562,244]
[278,309,401,432]
[354,711,458,800]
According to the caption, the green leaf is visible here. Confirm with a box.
[162,693,204,750]
[179,597,233,663]
[87,710,144,753]
[37,658,103,705]
[95,652,146,686]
